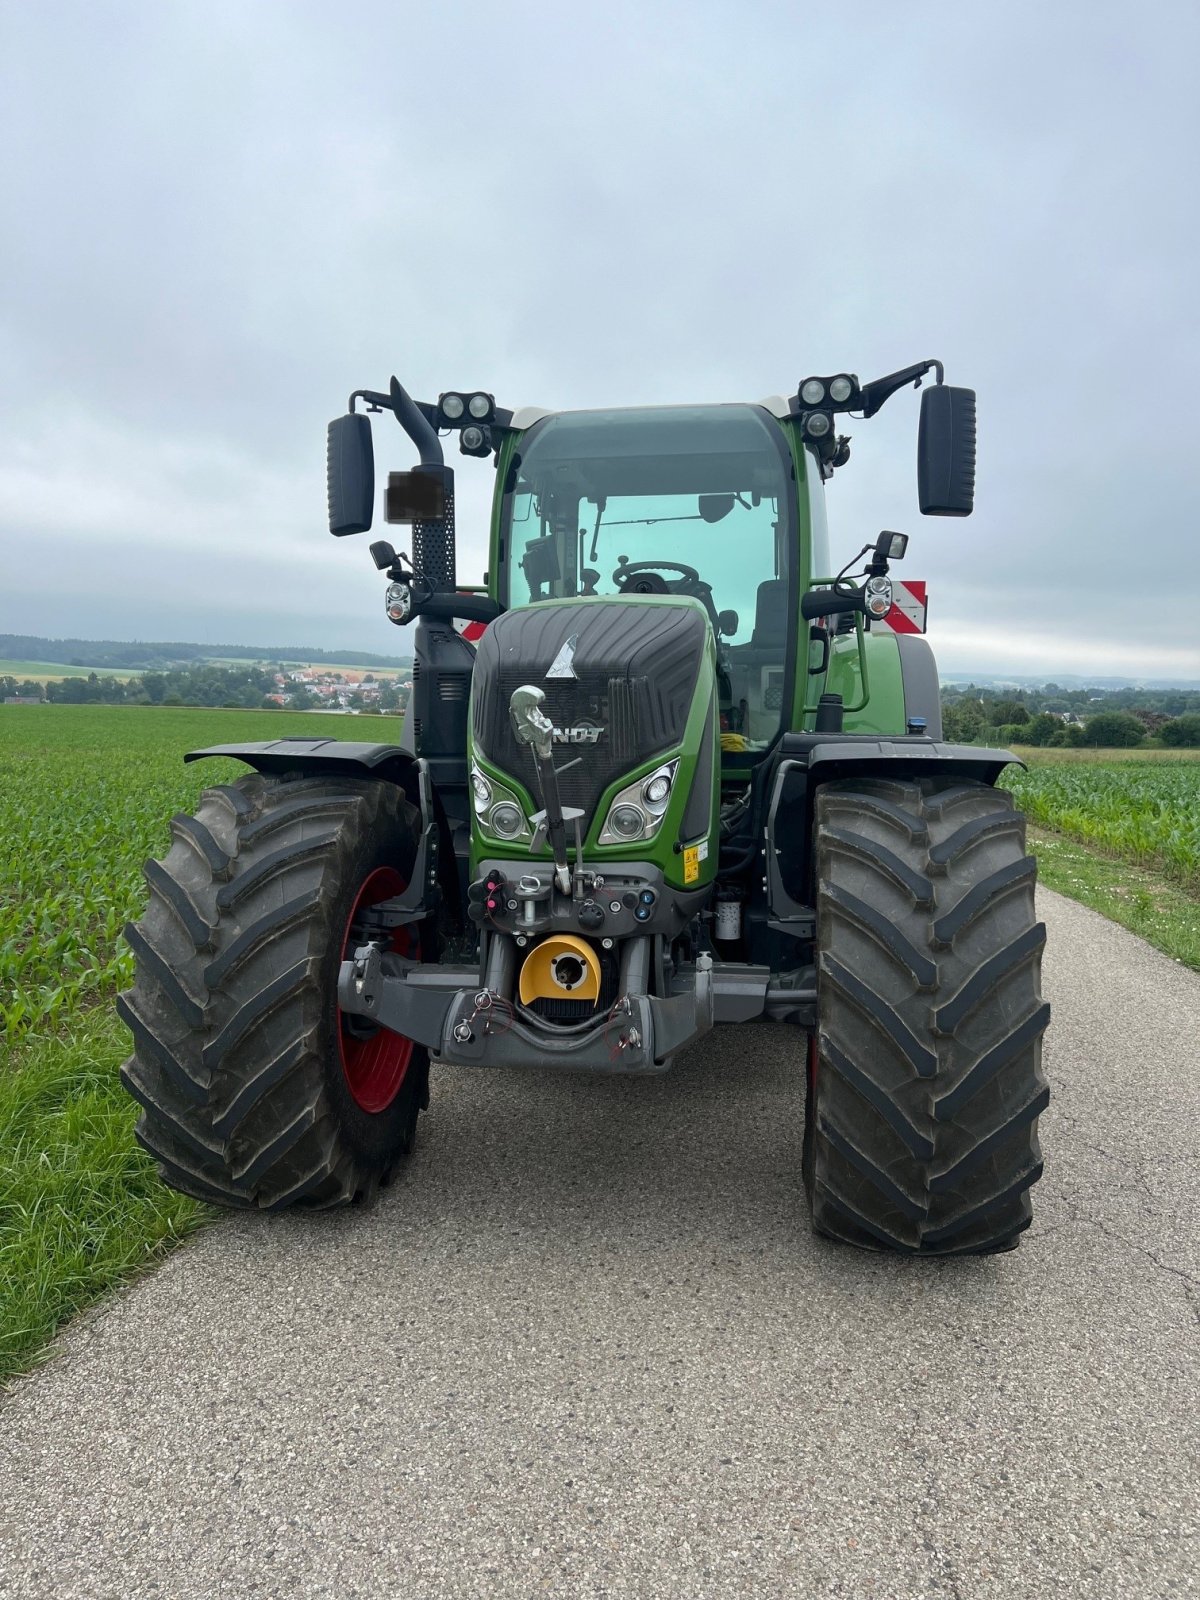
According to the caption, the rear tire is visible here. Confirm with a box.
[807,776,1049,1254]
[118,773,430,1210]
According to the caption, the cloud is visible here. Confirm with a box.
[1,0,1198,673]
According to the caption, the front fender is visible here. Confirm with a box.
[184,737,418,793]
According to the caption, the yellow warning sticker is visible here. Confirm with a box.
[683,844,701,884]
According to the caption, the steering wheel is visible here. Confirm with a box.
[612,559,702,595]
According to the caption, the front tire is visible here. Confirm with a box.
[119,774,429,1209]
[807,776,1049,1254]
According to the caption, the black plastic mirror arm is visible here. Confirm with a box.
[859,359,945,418]
[346,382,445,468]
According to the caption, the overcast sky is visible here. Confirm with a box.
[2,0,1198,679]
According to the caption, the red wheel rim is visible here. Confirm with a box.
[338,865,417,1113]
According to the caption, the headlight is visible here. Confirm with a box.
[828,375,855,403]
[385,582,412,623]
[800,378,826,405]
[609,805,645,839]
[643,773,671,808]
[804,412,832,438]
[468,392,493,419]
[599,760,678,846]
[470,763,531,842]
[865,576,893,618]
[489,802,525,838]
[440,392,465,421]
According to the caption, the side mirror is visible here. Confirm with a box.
[918,385,976,516]
[327,413,375,536]
[717,608,739,635]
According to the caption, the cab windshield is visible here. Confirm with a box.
[500,404,796,746]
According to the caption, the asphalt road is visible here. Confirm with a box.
[1,887,1197,1599]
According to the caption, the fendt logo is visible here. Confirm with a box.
[552,722,604,745]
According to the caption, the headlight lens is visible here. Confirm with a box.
[865,576,893,617]
[608,805,645,839]
[441,392,465,420]
[489,802,525,838]
[470,764,531,842]
[599,761,678,845]
[800,378,826,405]
[644,774,671,808]
[468,392,492,419]
[385,582,412,623]
[829,375,854,403]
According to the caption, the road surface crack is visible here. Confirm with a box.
[1060,1198,1199,1329]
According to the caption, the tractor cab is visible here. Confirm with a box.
[495,403,799,753]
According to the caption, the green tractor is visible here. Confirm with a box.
[119,361,1049,1253]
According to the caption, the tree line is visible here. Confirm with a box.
[941,685,1200,748]
[2,665,408,713]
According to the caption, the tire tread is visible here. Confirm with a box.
[809,775,1049,1255]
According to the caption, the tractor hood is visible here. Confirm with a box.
[469,596,718,866]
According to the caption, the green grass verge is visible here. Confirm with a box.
[0,1008,208,1388]
[1030,826,1200,971]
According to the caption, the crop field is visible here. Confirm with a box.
[1,704,390,1043]
[1004,754,1200,892]
[1,660,139,682]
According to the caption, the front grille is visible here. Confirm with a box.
[483,671,647,812]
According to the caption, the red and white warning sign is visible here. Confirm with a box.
[452,599,489,645]
[876,580,928,635]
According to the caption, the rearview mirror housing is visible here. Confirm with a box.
[698,493,735,524]
[327,413,375,536]
[918,385,976,516]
